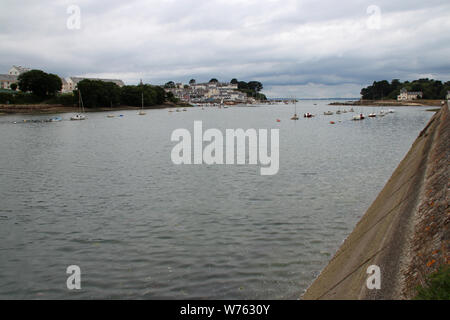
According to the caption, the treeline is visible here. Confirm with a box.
[0,69,64,104]
[76,80,166,108]
[0,68,171,107]
[231,78,267,100]
[361,79,450,100]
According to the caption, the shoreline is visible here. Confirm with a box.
[302,103,449,300]
[0,102,191,115]
[329,99,444,107]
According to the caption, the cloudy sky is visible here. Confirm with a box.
[1,0,449,98]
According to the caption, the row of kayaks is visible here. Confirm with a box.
[324,108,354,115]
[352,109,395,120]
[290,108,395,121]
[15,116,63,124]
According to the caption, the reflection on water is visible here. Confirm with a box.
[0,101,433,299]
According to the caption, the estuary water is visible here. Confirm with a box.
[0,101,433,299]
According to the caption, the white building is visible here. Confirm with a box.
[0,66,30,90]
[60,77,70,93]
[0,74,18,89]
[397,88,423,101]
[8,65,31,76]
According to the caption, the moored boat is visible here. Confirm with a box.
[352,113,365,120]
[71,90,87,121]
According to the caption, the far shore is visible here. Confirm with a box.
[0,102,191,115]
[329,99,444,107]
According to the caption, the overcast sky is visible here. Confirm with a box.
[1,0,449,98]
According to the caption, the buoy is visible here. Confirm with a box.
[330,121,335,124]
[276,119,281,122]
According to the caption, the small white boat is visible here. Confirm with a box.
[388,109,395,113]
[182,108,187,111]
[349,108,354,112]
[291,113,299,120]
[352,113,365,120]
[368,113,376,118]
[71,114,86,121]
[304,112,313,118]
[107,114,115,118]
[323,111,334,115]
[336,110,341,114]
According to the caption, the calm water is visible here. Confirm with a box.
[0,101,433,299]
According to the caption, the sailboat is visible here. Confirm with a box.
[290,99,299,120]
[138,92,146,115]
[71,90,87,120]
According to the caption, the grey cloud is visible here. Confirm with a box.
[0,0,449,98]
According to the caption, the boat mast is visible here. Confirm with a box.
[80,91,85,113]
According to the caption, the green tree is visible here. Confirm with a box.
[120,84,165,107]
[189,79,196,85]
[230,78,238,84]
[166,91,178,103]
[10,83,17,91]
[209,78,218,83]
[247,81,263,92]
[76,79,120,108]
[238,81,248,90]
[164,81,175,88]
[18,70,62,98]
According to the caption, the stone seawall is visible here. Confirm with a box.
[302,104,449,300]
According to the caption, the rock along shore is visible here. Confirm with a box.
[302,103,449,300]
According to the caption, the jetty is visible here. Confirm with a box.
[303,103,449,299]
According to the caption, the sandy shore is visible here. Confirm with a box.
[302,103,449,300]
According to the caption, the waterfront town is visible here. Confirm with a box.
[0,66,259,105]
[2,65,450,106]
